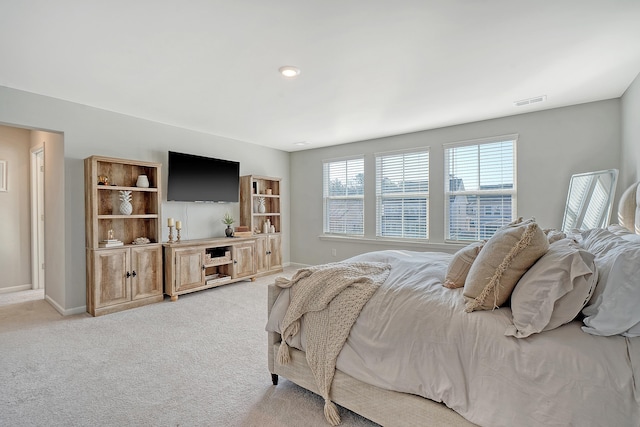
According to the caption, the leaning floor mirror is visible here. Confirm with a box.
[561,169,618,233]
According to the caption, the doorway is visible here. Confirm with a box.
[31,146,45,291]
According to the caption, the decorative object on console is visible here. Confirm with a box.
[175,220,182,242]
[234,226,252,238]
[118,190,133,215]
[222,212,235,237]
[132,237,151,245]
[136,174,150,188]
[167,217,175,243]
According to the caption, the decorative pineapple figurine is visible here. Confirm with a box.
[119,190,133,215]
[257,197,266,213]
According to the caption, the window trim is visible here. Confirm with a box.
[374,147,430,240]
[443,134,518,243]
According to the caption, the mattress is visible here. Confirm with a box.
[267,250,640,427]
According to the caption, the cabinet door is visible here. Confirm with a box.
[175,249,205,292]
[233,242,257,279]
[255,236,268,274]
[130,245,163,300]
[268,234,282,271]
[93,249,130,308]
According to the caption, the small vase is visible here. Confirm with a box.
[225,225,234,237]
[136,175,149,188]
[258,197,266,214]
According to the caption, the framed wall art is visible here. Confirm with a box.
[0,160,6,191]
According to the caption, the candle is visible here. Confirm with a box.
[167,217,174,227]
[175,220,182,230]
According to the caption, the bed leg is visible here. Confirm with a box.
[271,373,279,385]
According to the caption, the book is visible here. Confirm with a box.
[99,241,124,248]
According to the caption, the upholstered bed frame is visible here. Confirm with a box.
[267,182,640,427]
[267,286,477,426]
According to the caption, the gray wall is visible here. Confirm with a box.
[621,71,640,188]
[290,100,621,266]
[0,125,32,291]
[0,85,290,314]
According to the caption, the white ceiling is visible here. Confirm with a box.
[1,1,640,152]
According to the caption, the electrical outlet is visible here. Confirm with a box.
[331,248,337,257]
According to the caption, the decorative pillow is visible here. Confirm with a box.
[505,239,597,338]
[443,241,485,289]
[580,228,640,337]
[543,228,566,244]
[464,219,549,312]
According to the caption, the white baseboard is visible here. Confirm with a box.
[0,284,33,294]
[45,295,86,316]
[284,262,310,269]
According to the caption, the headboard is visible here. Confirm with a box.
[617,182,640,234]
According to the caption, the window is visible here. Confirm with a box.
[323,157,364,235]
[375,149,429,239]
[444,136,516,242]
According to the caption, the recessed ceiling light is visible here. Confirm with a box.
[293,141,309,146]
[279,66,300,78]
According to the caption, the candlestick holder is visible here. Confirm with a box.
[168,225,175,243]
[176,228,181,242]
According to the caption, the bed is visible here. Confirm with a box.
[266,182,640,427]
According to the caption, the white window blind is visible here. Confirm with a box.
[375,149,429,239]
[323,157,364,235]
[444,137,516,241]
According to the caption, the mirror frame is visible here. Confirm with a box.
[561,169,618,232]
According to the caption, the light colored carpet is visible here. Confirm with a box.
[0,271,379,427]
[0,288,44,307]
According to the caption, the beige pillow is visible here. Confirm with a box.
[505,239,597,338]
[463,219,549,312]
[443,241,486,289]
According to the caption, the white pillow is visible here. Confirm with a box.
[580,228,640,337]
[505,239,597,338]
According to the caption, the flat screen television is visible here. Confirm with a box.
[167,151,240,202]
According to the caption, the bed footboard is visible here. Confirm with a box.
[266,281,476,427]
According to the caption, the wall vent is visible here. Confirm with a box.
[514,95,546,107]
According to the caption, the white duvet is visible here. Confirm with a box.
[267,250,640,427]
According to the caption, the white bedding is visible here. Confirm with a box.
[267,250,640,427]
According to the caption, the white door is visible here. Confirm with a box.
[31,147,45,290]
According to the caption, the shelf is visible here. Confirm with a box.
[98,214,159,219]
[204,260,233,267]
[252,213,280,217]
[253,194,279,198]
[97,185,159,192]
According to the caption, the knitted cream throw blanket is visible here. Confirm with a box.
[276,262,391,426]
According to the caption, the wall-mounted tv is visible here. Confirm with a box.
[167,151,240,202]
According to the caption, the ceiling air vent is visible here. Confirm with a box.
[514,95,547,107]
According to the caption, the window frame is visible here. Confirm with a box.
[375,147,430,240]
[443,134,518,243]
[322,155,365,236]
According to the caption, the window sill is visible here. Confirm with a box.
[318,234,466,253]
